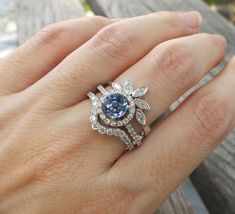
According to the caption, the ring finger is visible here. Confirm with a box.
[71,32,226,162]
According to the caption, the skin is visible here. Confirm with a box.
[0,11,234,213]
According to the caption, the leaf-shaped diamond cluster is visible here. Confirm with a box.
[120,80,150,126]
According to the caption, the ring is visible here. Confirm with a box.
[87,80,150,150]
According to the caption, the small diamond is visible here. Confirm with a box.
[119,131,125,137]
[136,109,146,125]
[99,127,106,134]
[92,123,99,130]
[114,129,121,136]
[130,101,135,106]
[123,118,129,124]
[125,124,131,129]
[130,130,135,135]
[130,107,135,114]
[100,114,105,119]
[92,101,98,106]
[91,108,97,115]
[89,115,97,123]
[117,121,123,126]
[104,118,110,124]
[90,95,99,106]
[97,85,107,95]
[127,114,133,120]
[107,129,114,136]
[111,121,117,126]
[97,107,102,113]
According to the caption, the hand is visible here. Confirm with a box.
[0,11,233,214]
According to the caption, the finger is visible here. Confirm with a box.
[114,56,235,212]
[116,33,226,130]
[0,16,112,95]
[34,11,201,108]
[64,32,226,163]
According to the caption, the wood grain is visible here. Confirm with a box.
[87,0,235,213]
[15,0,86,44]
[155,186,195,214]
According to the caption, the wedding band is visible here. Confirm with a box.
[87,80,150,150]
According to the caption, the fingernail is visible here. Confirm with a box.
[179,11,202,30]
[211,34,227,49]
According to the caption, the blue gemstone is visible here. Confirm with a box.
[102,93,129,119]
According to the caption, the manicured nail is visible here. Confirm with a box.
[179,11,202,30]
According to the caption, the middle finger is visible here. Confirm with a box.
[115,33,226,129]
[30,12,201,108]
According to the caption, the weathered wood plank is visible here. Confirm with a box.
[191,131,235,214]
[181,178,209,214]
[155,186,195,214]
[87,0,235,213]
[15,0,86,44]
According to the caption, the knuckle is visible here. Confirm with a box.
[190,90,230,141]
[154,42,196,88]
[108,169,145,204]
[87,15,110,27]
[34,24,66,46]
[93,24,135,59]
[157,12,183,30]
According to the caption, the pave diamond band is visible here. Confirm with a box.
[87,80,150,150]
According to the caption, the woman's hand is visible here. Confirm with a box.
[0,11,233,214]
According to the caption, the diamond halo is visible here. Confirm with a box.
[87,80,150,150]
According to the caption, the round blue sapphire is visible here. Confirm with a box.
[102,93,129,119]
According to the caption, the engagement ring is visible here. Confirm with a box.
[87,80,150,150]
